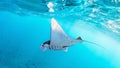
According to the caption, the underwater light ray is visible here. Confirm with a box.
[69,20,120,68]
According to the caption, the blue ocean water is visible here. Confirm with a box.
[0,0,120,68]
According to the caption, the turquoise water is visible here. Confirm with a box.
[0,0,120,68]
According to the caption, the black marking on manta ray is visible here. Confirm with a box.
[43,40,50,45]
[76,36,82,40]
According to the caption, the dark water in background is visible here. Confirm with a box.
[0,0,120,68]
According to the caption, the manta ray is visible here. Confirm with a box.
[40,18,105,52]
[40,18,82,52]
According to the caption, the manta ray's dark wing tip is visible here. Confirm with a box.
[76,36,82,40]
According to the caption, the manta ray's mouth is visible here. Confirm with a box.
[40,44,47,51]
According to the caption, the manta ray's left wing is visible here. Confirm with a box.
[50,18,72,47]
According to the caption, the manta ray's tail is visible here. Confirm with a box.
[76,36,106,50]
[83,40,107,50]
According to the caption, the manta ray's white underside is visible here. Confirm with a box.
[50,18,79,51]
